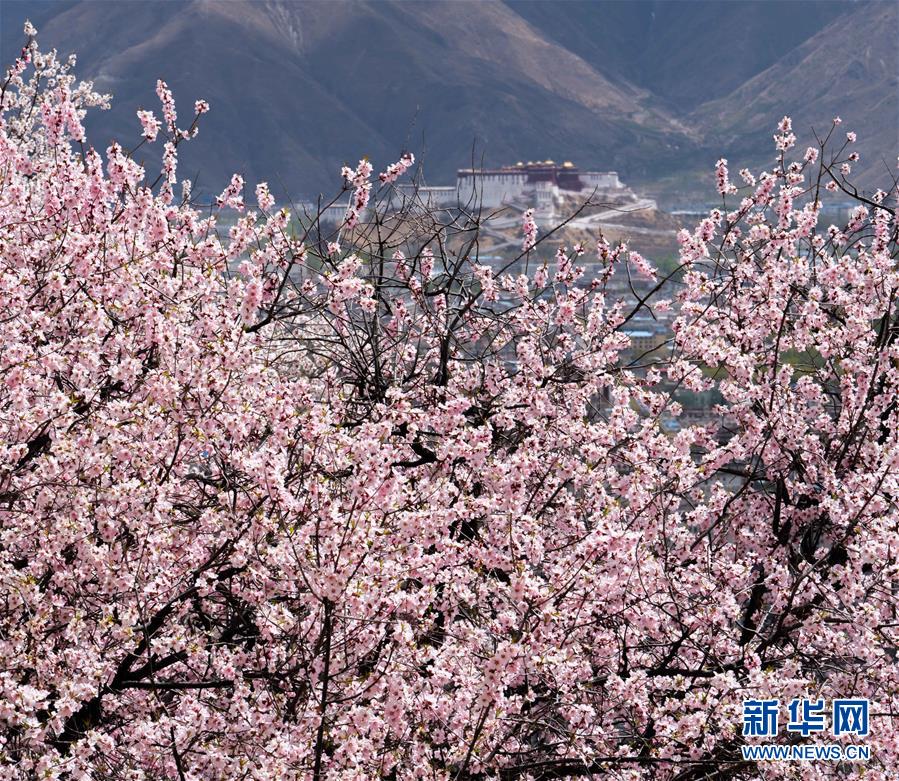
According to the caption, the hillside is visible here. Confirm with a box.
[1,0,894,201]
[504,0,851,110]
[690,0,899,193]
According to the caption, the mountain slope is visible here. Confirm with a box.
[0,0,894,200]
[1,0,697,198]
[505,0,853,110]
[690,0,898,191]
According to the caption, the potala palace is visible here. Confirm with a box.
[397,160,627,211]
[313,160,632,224]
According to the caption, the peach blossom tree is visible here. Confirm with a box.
[0,28,897,781]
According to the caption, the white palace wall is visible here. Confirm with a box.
[456,173,528,208]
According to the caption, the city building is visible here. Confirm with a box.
[392,160,626,213]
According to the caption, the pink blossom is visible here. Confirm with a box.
[216,173,245,210]
[255,181,274,211]
[162,141,177,183]
[2,44,897,781]
[715,158,737,195]
[521,208,537,251]
[473,264,498,301]
[378,151,414,184]
[136,109,160,141]
[155,79,177,129]
[629,249,657,280]
[774,115,796,151]
[342,158,373,229]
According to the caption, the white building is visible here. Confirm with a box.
[456,160,623,210]
[388,160,625,213]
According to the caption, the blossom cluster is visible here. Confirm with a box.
[0,29,897,781]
